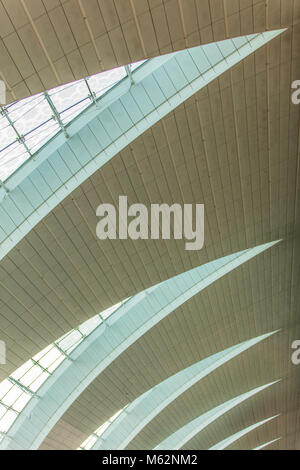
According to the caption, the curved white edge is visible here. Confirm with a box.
[92,331,278,450]
[0,29,285,261]
[155,381,280,450]
[209,415,279,450]
[0,241,278,450]
[253,437,281,450]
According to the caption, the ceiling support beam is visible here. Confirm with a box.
[44,92,69,140]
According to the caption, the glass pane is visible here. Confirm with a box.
[0,115,17,149]
[6,94,42,124]
[11,360,34,381]
[38,346,62,370]
[60,98,90,125]
[25,119,60,154]
[0,380,13,400]
[95,421,110,436]
[82,435,97,450]
[101,301,125,320]
[33,344,53,362]
[0,63,135,181]
[87,67,127,98]
[13,393,31,412]
[18,364,43,388]
[56,329,83,354]
[0,140,29,181]
[0,409,17,433]
[110,408,123,421]
[8,95,52,137]
[1,384,22,408]
[29,371,49,393]
[49,80,89,113]
[0,404,7,419]
[47,354,65,374]
[130,60,147,71]
[78,316,102,336]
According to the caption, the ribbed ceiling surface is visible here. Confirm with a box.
[0,0,288,103]
[0,0,299,451]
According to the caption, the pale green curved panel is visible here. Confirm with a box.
[91,331,278,450]
[0,30,285,260]
[155,381,279,450]
[0,241,278,450]
[253,438,281,450]
[209,415,279,450]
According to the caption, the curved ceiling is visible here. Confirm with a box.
[0,0,299,451]
[0,243,275,449]
[0,0,298,102]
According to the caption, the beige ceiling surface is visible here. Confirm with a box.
[0,0,299,451]
[180,386,299,449]
[40,238,300,449]
[1,22,299,379]
[0,0,294,104]
[130,353,299,450]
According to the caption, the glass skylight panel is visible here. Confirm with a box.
[80,435,98,450]
[0,380,12,400]
[78,316,103,336]
[130,60,147,71]
[95,421,110,436]
[47,354,65,374]
[38,347,62,370]
[25,119,60,154]
[12,393,31,413]
[0,61,142,182]
[1,385,23,408]
[87,66,127,98]
[101,301,124,320]
[17,363,46,388]
[78,407,126,450]
[0,409,17,433]
[6,95,52,137]
[0,113,16,149]
[0,141,29,181]
[109,409,123,421]
[33,344,53,362]
[10,360,33,382]
[56,329,83,355]
[0,404,7,419]
[29,371,50,393]
[60,99,91,125]
[0,298,130,437]
[48,80,89,114]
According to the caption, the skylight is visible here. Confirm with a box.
[0,298,130,439]
[0,61,146,183]
[78,408,126,450]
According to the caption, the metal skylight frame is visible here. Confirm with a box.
[78,408,127,450]
[0,242,280,450]
[0,31,285,263]
[0,61,147,183]
[0,297,130,439]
